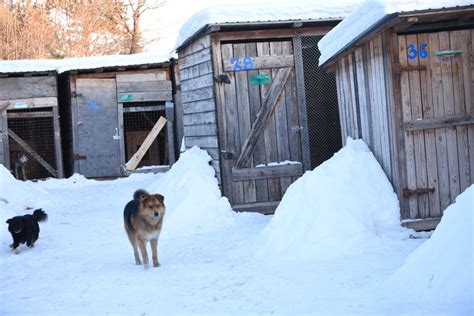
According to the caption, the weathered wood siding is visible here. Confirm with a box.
[335,33,395,182]
[178,35,221,180]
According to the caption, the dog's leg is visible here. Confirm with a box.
[150,239,160,267]
[126,231,141,265]
[137,238,149,268]
[21,166,26,180]
[14,166,19,179]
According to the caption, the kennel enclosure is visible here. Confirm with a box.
[0,72,64,180]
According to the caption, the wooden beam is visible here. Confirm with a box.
[401,217,441,231]
[223,55,294,72]
[122,105,165,113]
[118,91,172,103]
[125,116,167,171]
[7,128,57,177]
[404,114,474,131]
[6,111,53,118]
[1,97,58,110]
[235,67,292,168]
[232,163,303,181]
[232,201,280,214]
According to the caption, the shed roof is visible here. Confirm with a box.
[175,1,360,51]
[0,52,172,76]
[318,0,474,66]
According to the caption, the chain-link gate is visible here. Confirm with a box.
[7,107,58,180]
[297,35,342,169]
[123,102,168,169]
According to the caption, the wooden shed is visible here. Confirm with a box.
[58,55,176,178]
[319,3,474,230]
[176,6,353,213]
[0,67,64,180]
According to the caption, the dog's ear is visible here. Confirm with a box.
[155,194,164,203]
[140,194,149,202]
[6,219,11,224]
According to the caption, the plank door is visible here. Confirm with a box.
[216,40,305,213]
[398,29,474,220]
[74,79,122,177]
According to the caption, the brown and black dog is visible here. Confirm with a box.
[123,189,165,268]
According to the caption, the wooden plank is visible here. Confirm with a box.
[223,55,294,72]
[418,32,440,218]
[183,99,216,115]
[368,39,382,161]
[116,80,171,93]
[428,32,451,213]
[0,76,57,100]
[183,124,217,136]
[450,30,471,193]
[181,86,214,103]
[125,116,167,171]
[180,35,212,58]
[166,102,176,165]
[407,33,429,219]
[118,91,172,103]
[401,217,441,231]
[232,163,303,181]
[355,47,372,144]
[234,66,292,168]
[221,43,244,204]
[246,42,269,202]
[292,36,311,171]
[52,106,64,178]
[116,72,167,83]
[183,111,216,126]
[232,201,280,214]
[7,128,57,177]
[122,105,165,113]
[1,97,58,110]
[234,43,256,203]
[185,135,219,150]
[439,31,461,204]
[179,48,212,69]
[469,30,474,186]
[405,114,474,131]
[180,74,214,92]
[399,34,418,219]
[6,111,53,118]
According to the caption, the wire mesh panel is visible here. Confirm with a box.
[123,102,168,169]
[300,35,342,169]
[7,107,57,180]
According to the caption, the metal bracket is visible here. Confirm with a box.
[221,150,235,160]
[403,187,435,198]
[214,74,231,84]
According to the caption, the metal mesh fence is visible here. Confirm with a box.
[300,35,342,169]
[7,107,57,180]
[123,102,168,168]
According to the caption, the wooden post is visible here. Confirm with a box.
[125,116,167,171]
[165,101,176,165]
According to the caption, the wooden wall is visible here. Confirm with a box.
[178,35,221,182]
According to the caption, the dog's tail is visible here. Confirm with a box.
[133,189,148,200]
[32,209,48,222]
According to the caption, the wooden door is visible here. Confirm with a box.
[75,79,122,177]
[398,29,474,220]
[215,40,305,213]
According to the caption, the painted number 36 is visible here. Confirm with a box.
[408,43,428,60]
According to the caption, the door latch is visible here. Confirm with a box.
[403,187,435,198]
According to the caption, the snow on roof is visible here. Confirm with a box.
[318,0,474,66]
[175,1,360,50]
[0,52,173,75]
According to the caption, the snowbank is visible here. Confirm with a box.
[387,185,474,305]
[147,146,237,237]
[258,138,402,260]
[318,0,473,65]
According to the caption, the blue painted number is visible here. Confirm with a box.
[231,57,254,71]
[407,43,428,60]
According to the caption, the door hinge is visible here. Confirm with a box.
[403,187,435,198]
[73,154,87,160]
[221,150,235,160]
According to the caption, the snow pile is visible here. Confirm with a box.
[388,185,474,304]
[147,146,237,237]
[258,138,402,260]
[0,164,48,210]
[176,0,358,49]
[318,0,473,65]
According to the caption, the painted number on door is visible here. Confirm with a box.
[230,57,255,71]
[407,43,428,60]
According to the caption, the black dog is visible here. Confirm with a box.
[6,209,47,252]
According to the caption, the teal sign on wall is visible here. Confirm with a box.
[120,94,134,102]
[250,73,271,85]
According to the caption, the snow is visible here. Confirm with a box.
[175,0,359,50]
[1,144,472,315]
[258,138,403,260]
[318,0,474,65]
[0,52,172,74]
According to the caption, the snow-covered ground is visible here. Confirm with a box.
[1,141,472,315]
